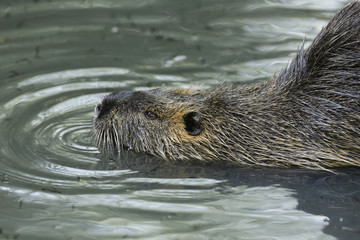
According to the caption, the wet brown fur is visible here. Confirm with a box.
[93,1,360,170]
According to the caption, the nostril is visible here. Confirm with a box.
[95,103,102,115]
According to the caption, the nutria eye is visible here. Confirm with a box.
[144,111,158,120]
[183,111,201,136]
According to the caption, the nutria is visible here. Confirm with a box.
[93,1,360,170]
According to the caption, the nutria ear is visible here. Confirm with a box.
[183,111,201,136]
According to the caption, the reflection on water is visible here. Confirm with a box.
[0,0,359,239]
[0,183,331,240]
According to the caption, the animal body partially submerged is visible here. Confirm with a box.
[93,1,360,170]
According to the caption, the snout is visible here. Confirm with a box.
[94,91,132,119]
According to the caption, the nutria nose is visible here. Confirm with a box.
[95,91,132,119]
[95,101,111,119]
[95,103,102,116]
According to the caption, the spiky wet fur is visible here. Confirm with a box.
[93,1,360,170]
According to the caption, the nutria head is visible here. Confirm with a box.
[92,88,221,162]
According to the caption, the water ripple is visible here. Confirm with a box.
[0,67,137,188]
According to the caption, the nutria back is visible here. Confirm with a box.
[93,1,360,170]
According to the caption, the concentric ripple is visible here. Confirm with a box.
[0,67,142,187]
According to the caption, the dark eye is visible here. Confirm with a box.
[144,110,158,120]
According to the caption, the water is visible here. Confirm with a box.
[1,0,360,239]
